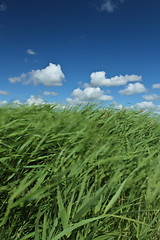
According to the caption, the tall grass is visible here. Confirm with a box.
[0,101,160,239]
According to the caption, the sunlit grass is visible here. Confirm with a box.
[0,101,160,239]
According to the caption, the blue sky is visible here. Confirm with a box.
[0,0,160,115]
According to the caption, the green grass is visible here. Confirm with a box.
[0,101,160,239]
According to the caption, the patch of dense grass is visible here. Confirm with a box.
[0,101,160,239]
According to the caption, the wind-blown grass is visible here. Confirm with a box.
[0,101,160,239]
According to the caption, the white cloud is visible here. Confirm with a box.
[111,100,160,117]
[83,83,90,88]
[101,0,116,13]
[12,100,23,105]
[142,94,160,101]
[27,97,66,109]
[0,3,7,11]
[89,71,142,87]
[66,86,113,104]
[119,82,148,95]
[9,63,65,87]
[0,100,7,106]
[48,103,66,110]
[78,81,82,85]
[99,0,124,13]
[27,49,36,55]
[113,104,123,110]
[134,101,155,110]
[43,91,58,96]
[25,95,46,106]
[0,90,10,95]
[129,101,160,116]
[9,73,27,83]
[152,83,160,89]
[0,96,67,109]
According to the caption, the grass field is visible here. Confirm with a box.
[0,101,160,239]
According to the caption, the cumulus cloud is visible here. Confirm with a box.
[112,101,123,110]
[0,100,7,106]
[142,94,160,101]
[43,91,58,96]
[26,49,36,55]
[134,101,155,110]
[0,2,7,11]
[9,63,65,87]
[0,96,66,109]
[152,83,160,89]
[111,100,160,117]
[131,101,159,116]
[66,87,113,105]
[118,82,148,96]
[12,100,23,105]
[88,71,142,87]
[0,90,10,95]
[25,95,46,106]
[10,96,67,110]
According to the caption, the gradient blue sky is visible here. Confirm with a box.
[0,0,160,115]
